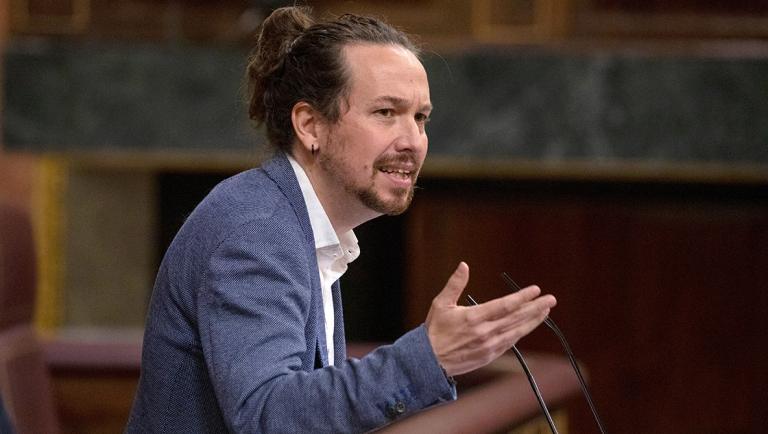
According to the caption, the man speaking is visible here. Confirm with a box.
[127,6,556,433]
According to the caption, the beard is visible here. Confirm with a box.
[357,175,415,216]
[318,136,419,216]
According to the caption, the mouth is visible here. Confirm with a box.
[374,153,421,188]
[377,166,414,181]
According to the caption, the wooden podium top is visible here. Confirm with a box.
[374,352,582,434]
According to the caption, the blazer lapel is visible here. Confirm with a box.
[262,153,329,368]
[332,280,346,364]
[262,153,314,248]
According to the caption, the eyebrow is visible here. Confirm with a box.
[373,95,433,112]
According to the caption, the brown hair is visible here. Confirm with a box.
[246,6,419,153]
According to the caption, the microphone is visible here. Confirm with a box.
[501,273,608,434]
[466,294,560,434]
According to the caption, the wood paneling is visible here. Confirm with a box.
[573,0,768,39]
[8,0,768,46]
[404,178,768,434]
[51,373,138,434]
[11,0,89,34]
[591,0,768,15]
[472,0,570,44]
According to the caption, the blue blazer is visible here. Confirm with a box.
[126,153,455,433]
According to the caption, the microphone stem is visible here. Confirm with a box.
[510,345,559,434]
[544,317,607,434]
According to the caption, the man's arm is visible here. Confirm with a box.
[199,219,454,433]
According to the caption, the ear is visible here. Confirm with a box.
[291,101,323,156]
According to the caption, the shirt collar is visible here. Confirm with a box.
[287,154,359,257]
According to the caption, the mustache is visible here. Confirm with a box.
[373,152,419,168]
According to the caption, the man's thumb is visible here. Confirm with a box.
[434,262,469,306]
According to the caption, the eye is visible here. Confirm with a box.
[415,112,431,124]
[375,108,395,117]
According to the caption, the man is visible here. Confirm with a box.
[127,7,555,433]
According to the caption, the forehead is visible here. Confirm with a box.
[342,43,430,107]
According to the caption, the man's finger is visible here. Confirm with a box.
[486,296,556,333]
[468,286,543,322]
[495,309,551,349]
[433,262,470,306]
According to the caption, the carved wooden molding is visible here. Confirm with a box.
[472,0,570,44]
[11,0,90,34]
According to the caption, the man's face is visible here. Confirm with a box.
[318,43,431,217]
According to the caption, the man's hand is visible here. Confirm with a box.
[425,262,557,376]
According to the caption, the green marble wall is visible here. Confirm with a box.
[4,39,768,163]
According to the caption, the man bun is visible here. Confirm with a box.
[246,6,314,125]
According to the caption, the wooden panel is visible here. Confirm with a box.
[44,330,142,434]
[312,0,474,48]
[574,0,768,39]
[591,0,768,15]
[472,0,570,44]
[7,0,475,46]
[51,374,138,434]
[10,0,89,34]
[8,0,768,44]
[404,178,768,434]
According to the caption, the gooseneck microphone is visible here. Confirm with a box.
[465,294,559,434]
[501,273,608,434]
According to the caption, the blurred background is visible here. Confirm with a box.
[1,1,767,433]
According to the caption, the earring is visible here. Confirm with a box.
[311,144,317,156]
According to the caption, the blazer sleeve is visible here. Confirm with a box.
[198,218,455,434]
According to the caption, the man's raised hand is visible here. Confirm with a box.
[424,262,557,376]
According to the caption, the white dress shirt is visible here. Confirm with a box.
[287,155,360,365]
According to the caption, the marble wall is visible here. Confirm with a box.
[5,39,768,164]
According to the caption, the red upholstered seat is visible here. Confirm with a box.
[0,202,60,434]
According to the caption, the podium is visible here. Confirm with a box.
[349,345,582,434]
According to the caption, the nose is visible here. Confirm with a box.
[394,118,427,152]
